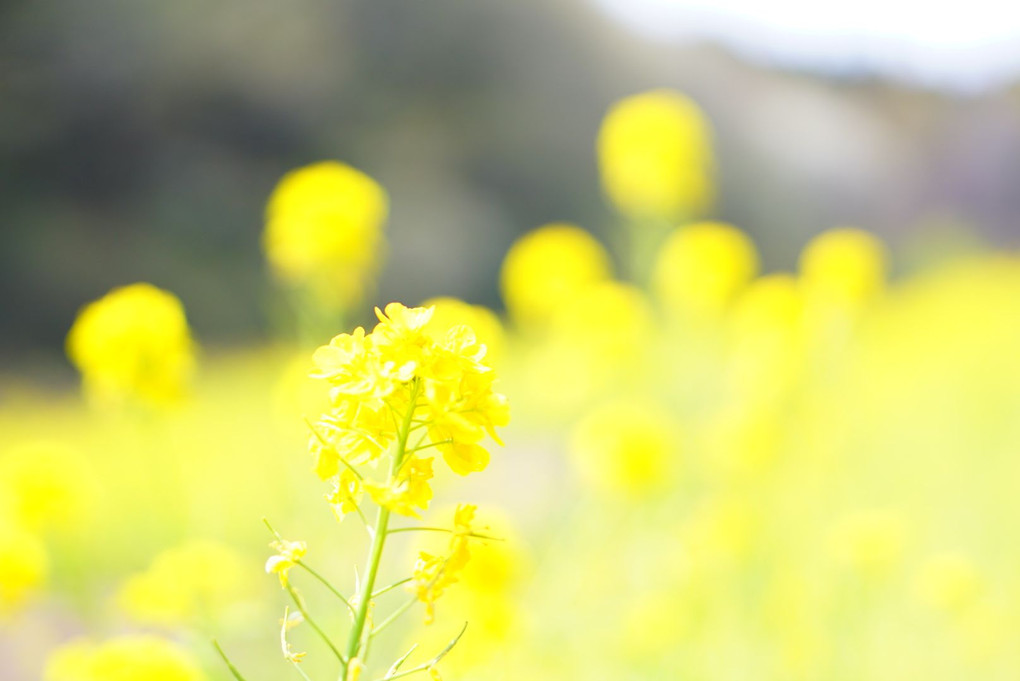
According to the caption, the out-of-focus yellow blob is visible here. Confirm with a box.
[799,227,888,306]
[725,274,805,406]
[44,635,207,681]
[550,281,654,359]
[0,441,99,534]
[729,274,803,339]
[914,552,983,615]
[66,283,195,407]
[597,89,715,220]
[653,222,759,316]
[702,407,783,479]
[0,520,48,614]
[117,540,257,628]
[826,509,906,579]
[421,297,505,366]
[569,400,677,496]
[500,223,612,326]
[683,495,757,567]
[263,161,388,309]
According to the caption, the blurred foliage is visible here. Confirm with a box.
[4,0,1020,363]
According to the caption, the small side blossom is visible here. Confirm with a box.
[326,469,364,521]
[407,505,478,624]
[265,539,307,586]
[280,608,306,664]
[364,457,434,518]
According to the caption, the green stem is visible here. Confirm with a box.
[286,583,347,664]
[371,594,419,638]
[342,379,420,679]
[212,640,250,681]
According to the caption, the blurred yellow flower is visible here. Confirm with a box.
[500,223,612,326]
[569,400,678,496]
[43,635,207,681]
[117,540,256,628]
[653,222,759,316]
[597,89,715,220]
[914,551,983,615]
[826,509,907,579]
[0,520,48,614]
[799,227,888,307]
[263,161,388,309]
[0,441,99,535]
[729,274,803,339]
[66,283,195,407]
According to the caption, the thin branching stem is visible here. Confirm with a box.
[305,417,364,481]
[405,438,453,455]
[297,561,357,617]
[374,623,468,681]
[286,583,347,665]
[387,526,503,541]
[371,577,412,599]
[212,640,250,681]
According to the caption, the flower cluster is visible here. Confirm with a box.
[308,303,508,518]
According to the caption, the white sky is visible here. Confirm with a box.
[592,0,1020,91]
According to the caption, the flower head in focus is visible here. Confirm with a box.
[66,283,195,407]
[308,303,507,519]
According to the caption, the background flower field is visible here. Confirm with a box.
[3,3,1020,680]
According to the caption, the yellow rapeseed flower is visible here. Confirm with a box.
[309,303,507,517]
[66,283,195,407]
[653,222,759,316]
[327,468,364,521]
[407,505,476,624]
[44,635,207,681]
[265,538,307,586]
[597,89,715,220]
[364,456,435,518]
[500,223,612,326]
[263,161,389,310]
